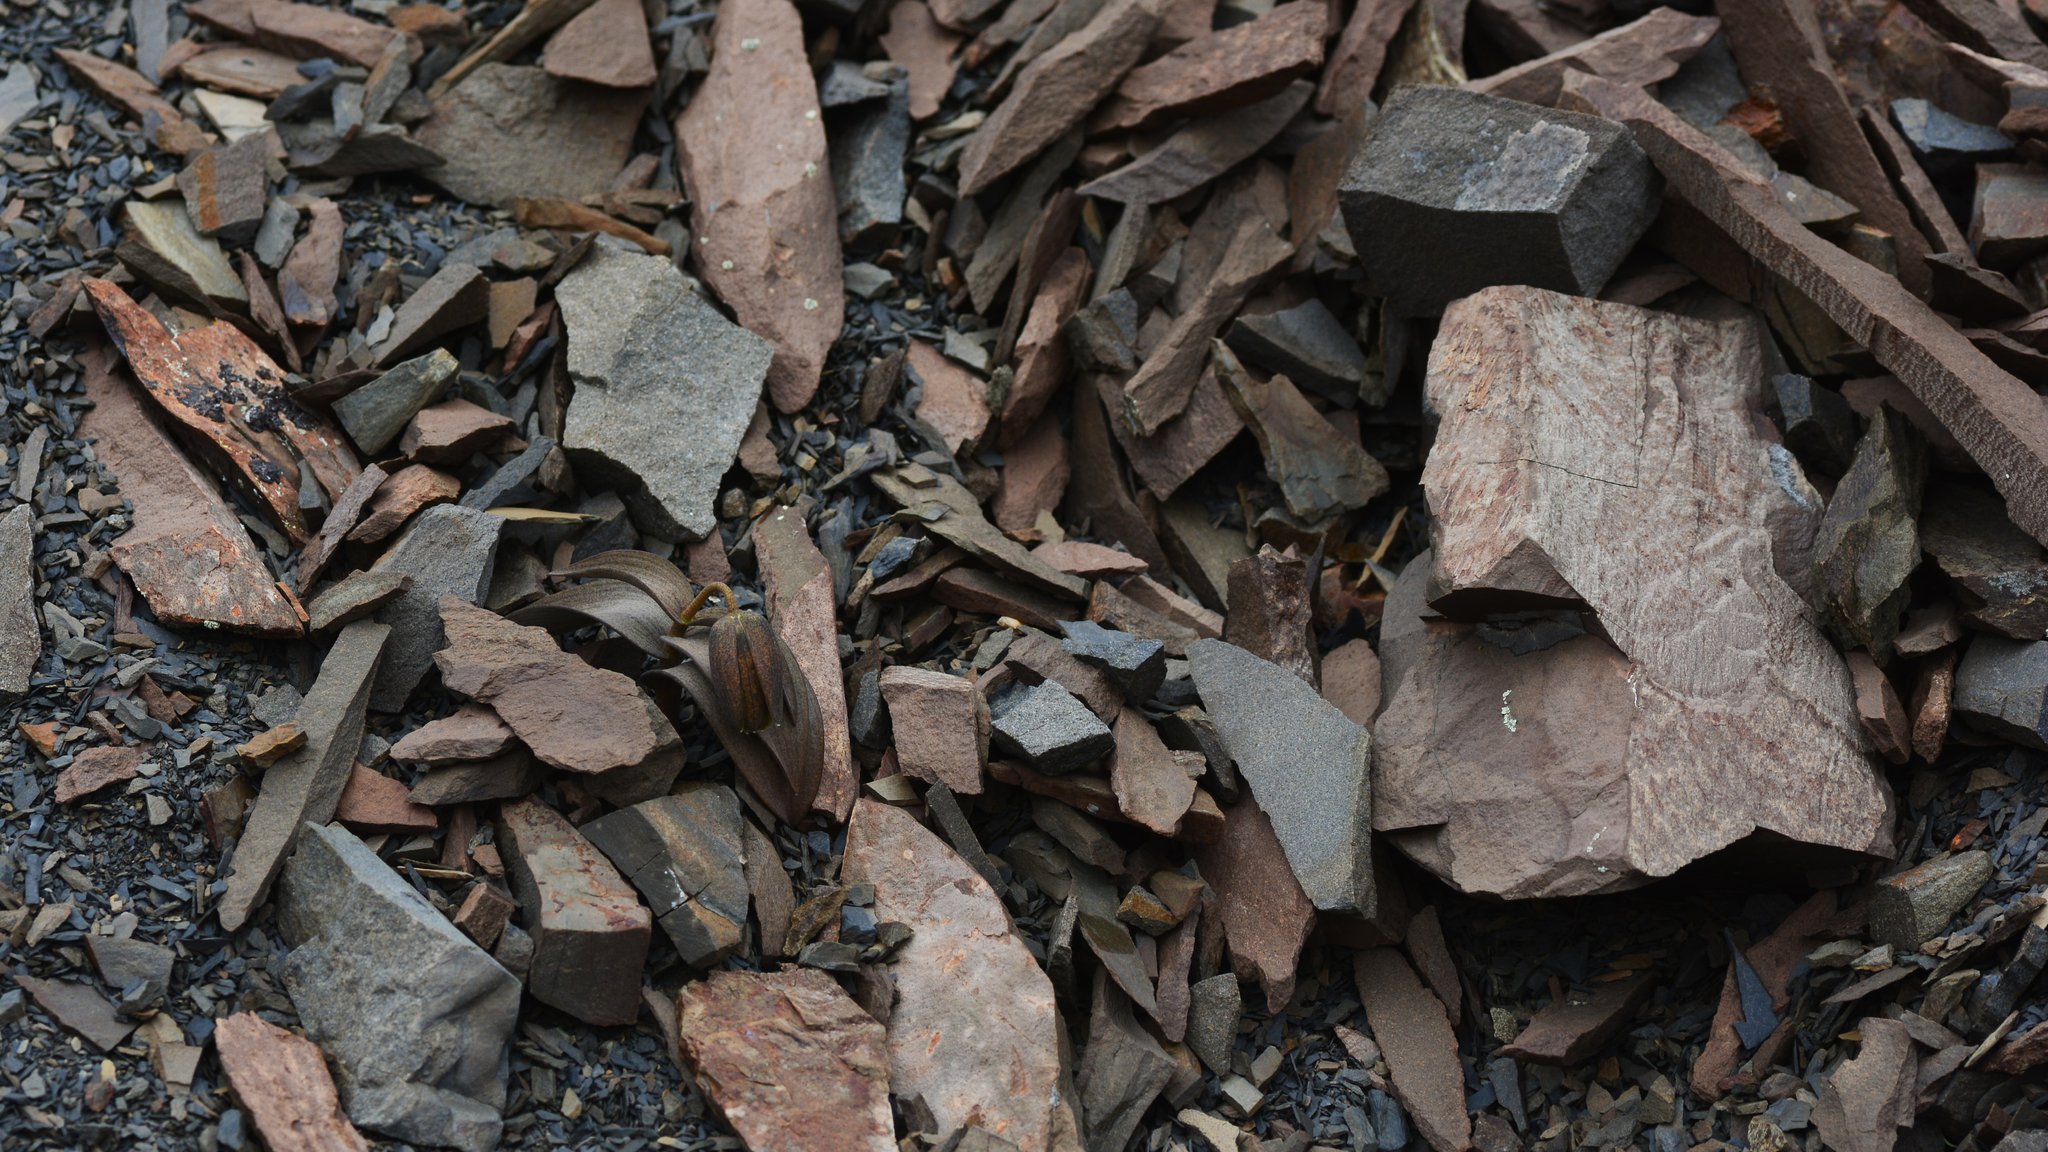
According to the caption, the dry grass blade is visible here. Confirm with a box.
[550,549,697,620]
[509,579,675,657]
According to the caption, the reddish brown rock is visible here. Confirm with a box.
[843,799,1077,1152]
[677,969,895,1152]
[753,505,857,822]
[335,764,438,835]
[1110,705,1196,836]
[56,746,147,804]
[279,198,343,327]
[1316,0,1421,117]
[1095,370,1245,503]
[188,0,404,69]
[177,133,269,247]
[497,797,652,1026]
[76,345,300,637]
[879,0,961,121]
[543,0,656,87]
[1691,892,1839,1101]
[993,413,1070,534]
[675,0,843,413]
[1403,906,1460,1021]
[1467,8,1719,107]
[399,400,515,465]
[177,45,305,98]
[879,666,988,794]
[1813,1017,1917,1152]
[513,198,670,255]
[1320,638,1382,727]
[1501,977,1652,1065]
[453,883,516,949]
[1003,628,1123,719]
[239,724,307,766]
[1094,1,1325,134]
[907,340,989,456]
[55,49,188,134]
[1847,651,1911,764]
[1355,948,1471,1152]
[86,280,359,542]
[213,1012,370,1152]
[999,247,1090,446]
[1120,217,1293,436]
[1034,541,1147,579]
[1222,546,1316,685]
[956,0,1164,196]
[1193,798,1313,1013]
[1911,650,1956,762]
[348,465,460,544]
[391,704,517,765]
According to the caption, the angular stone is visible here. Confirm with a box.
[676,0,843,413]
[306,571,409,634]
[1315,0,1420,118]
[221,621,389,931]
[1355,948,1470,1152]
[280,197,344,326]
[407,751,547,806]
[368,504,502,712]
[1225,299,1368,406]
[215,1012,371,1152]
[392,705,517,765]
[1034,542,1146,580]
[1892,97,2012,175]
[879,0,958,121]
[86,934,174,999]
[1847,652,1910,765]
[77,346,300,636]
[239,724,307,766]
[1110,705,1196,836]
[1869,850,1993,951]
[754,504,857,820]
[335,763,438,835]
[677,969,895,1152]
[372,263,490,368]
[1813,1016,1917,1152]
[582,785,750,968]
[1097,369,1244,505]
[56,48,187,135]
[188,0,403,68]
[1814,405,1924,654]
[872,464,1087,599]
[497,797,651,1026]
[1120,219,1293,436]
[908,339,989,456]
[1221,547,1316,685]
[544,0,657,87]
[1954,636,2048,748]
[333,349,459,456]
[350,464,460,545]
[117,199,246,311]
[1501,977,1651,1066]
[1189,638,1372,916]
[14,975,134,1052]
[399,399,513,466]
[1921,482,2048,641]
[879,666,988,794]
[555,245,771,540]
[1080,81,1314,206]
[278,822,520,1152]
[1192,798,1313,1013]
[416,64,642,210]
[179,44,305,98]
[1061,620,1167,704]
[1766,373,1860,477]
[177,132,269,248]
[1004,628,1122,719]
[1973,163,2048,269]
[1469,7,1720,108]
[956,0,1163,196]
[1340,87,1658,316]
[1,505,36,695]
[1095,0,1324,135]
[56,745,147,804]
[1320,638,1381,727]
[1185,974,1241,1074]
[1375,286,1890,899]
[1078,974,1176,1152]
[452,884,515,950]
[992,680,1115,775]
[843,799,1076,1152]
[831,78,910,246]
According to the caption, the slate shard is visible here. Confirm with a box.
[415,64,642,209]
[1339,87,1659,316]
[368,504,503,713]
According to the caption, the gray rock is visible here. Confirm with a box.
[117,200,247,311]
[581,784,750,968]
[1339,87,1658,315]
[1954,636,2048,749]
[369,505,502,712]
[1868,850,1993,951]
[332,349,459,455]
[86,935,174,1002]
[306,570,411,632]
[415,64,644,208]
[283,120,446,178]
[820,59,896,107]
[1185,974,1241,1074]
[460,437,555,512]
[830,78,909,246]
[1226,299,1372,406]
[1765,373,1859,477]
[0,61,39,141]
[1060,619,1166,704]
[555,245,772,540]
[990,680,1115,775]
[0,505,36,696]
[370,262,488,368]
[1188,638,1374,917]
[253,197,300,269]
[1891,98,2012,173]
[279,822,520,1152]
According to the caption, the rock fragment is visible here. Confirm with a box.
[415,64,642,208]
[1120,219,1293,436]
[555,245,772,540]
[278,822,520,1152]
[392,705,517,765]
[879,666,989,794]
[367,505,501,711]
[279,197,344,326]
[1869,851,1993,951]
[1847,652,1911,765]
[350,464,460,545]
[1501,977,1651,1065]
[675,0,843,413]
[1319,638,1382,727]
[1468,7,1720,107]
[1221,547,1316,684]
[582,785,750,968]
[13,975,134,1052]
[878,0,959,120]
[1225,299,1369,406]
[1340,87,1658,316]
[1813,1017,1917,1152]
[1813,406,1924,655]
[0,506,37,695]
[497,797,652,1026]
[215,1012,370,1152]
[907,339,989,456]
[543,0,658,88]
[116,199,246,311]
[1193,798,1314,1012]
[1921,482,2048,641]
[1080,81,1314,206]
[56,745,147,804]
[1078,975,1176,1152]
[1094,0,1325,134]
[871,463,1086,599]
[177,132,270,248]
[992,680,1115,775]
[333,350,459,457]
[1109,705,1197,836]
[1061,620,1167,703]
[1355,948,1471,1152]
[371,263,490,369]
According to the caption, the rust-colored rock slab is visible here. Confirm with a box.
[1467,8,1719,107]
[754,505,856,822]
[907,339,989,456]
[391,704,517,765]
[1355,948,1471,1152]
[675,0,843,413]
[335,763,439,834]
[1500,977,1651,1065]
[188,0,405,68]
[677,969,896,1152]
[879,666,988,794]
[1094,0,1325,134]
[879,0,960,121]
[1193,797,1312,1013]
[56,745,148,804]
[215,1012,371,1152]
[349,464,459,544]
[543,0,657,88]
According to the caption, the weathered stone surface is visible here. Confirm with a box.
[177,132,269,248]
[1078,974,1175,1152]
[1109,705,1196,836]
[956,0,1163,196]
[879,666,988,794]
[907,339,989,456]
[676,0,843,413]
[1355,948,1470,1152]
[1220,547,1316,684]
[1193,797,1313,1013]
[0,505,37,695]
[1004,628,1122,719]
[872,463,1087,599]
[215,1012,370,1152]
[188,0,403,68]
[754,504,857,820]
[1501,977,1650,1066]
[1060,622,1167,705]
[1340,88,1658,316]
[398,399,512,469]
[56,48,187,135]
[306,571,410,633]
[1766,373,1859,477]
[1869,850,1993,951]
[86,934,174,999]
[1375,286,1890,899]
[368,504,502,712]
[992,680,1115,774]
[56,745,147,804]
[334,763,438,835]
[279,197,343,326]
[1469,7,1719,107]
[543,0,657,87]
[1190,638,1372,916]
[1185,973,1240,1073]
[178,45,305,98]
[407,751,547,806]
[1921,482,2048,641]
[14,975,134,1052]
[221,621,389,931]
[278,822,521,1152]
[1893,97,2011,173]
[582,785,750,967]
[1972,163,2048,269]
[1080,81,1314,206]
[832,78,910,246]
[414,64,641,209]
[350,464,460,545]
[1094,1,1324,134]
[1120,220,1293,436]
[1813,1016,1917,1152]
[392,705,517,765]
[1317,0,1421,117]
[1954,636,2048,748]
[333,349,459,457]
[76,346,301,636]
[1814,405,1924,655]
[1320,638,1381,727]
[677,969,896,1152]
[844,799,1076,1152]
[555,245,770,540]
[497,797,651,1026]
[117,199,245,311]
[879,0,958,121]
[1847,651,1910,765]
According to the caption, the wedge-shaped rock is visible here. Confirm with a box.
[1468,8,1719,107]
[1955,636,2048,749]
[1921,482,2048,641]
[1355,948,1470,1152]
[333,349,459,457]
[1374,286,1891,899]
[392,704,517,764]
[1500,977,1651,1065]
[557,246,771,540]
[1339,87,1658,316]
[1813,406,1924,655]
[368,504,501,711]
[879,666,989,794]
[1214,342,1387,523]
[87,279,359,542]
[117,199,245,311]
[675,0,842,413]
[582,784,750,968]
[843,799,1077,1152]
[187,0,403,69]
[677,969,896,1152]
[1192,797,1313,1014]
[417,64,642,209]
[221,620,390,931]
[872,463,1086,599]
[1813,1016,1917,1152]
[215,1012,370,1152]
[1092,0,1325,134]
[498,797,651,1025]
[544,0,658,88]
[754,504,857,819]
[77,346,300,636]
[1190,638,1373,916]
[279,822,520,1152]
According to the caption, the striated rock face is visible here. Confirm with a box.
[1373,286,1892,899]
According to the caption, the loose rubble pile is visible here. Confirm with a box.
[8,0,2048,1151]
